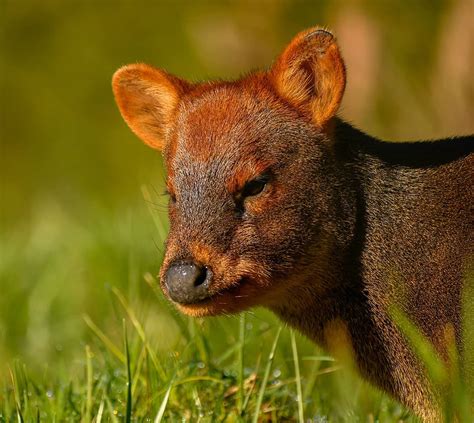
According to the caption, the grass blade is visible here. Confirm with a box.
[154,380,173,423]
[9,366,24,423]
[243,360,260,414]
[85,345,93,423]
[123,321,132,423]
[104,394,119,423]
[95,399,104,423]
[189,318,209,365]
[290,330,304,423]
[252,326,282,423]
[83,314,125,363]
[238,312,245,414]
[112,287,167,380]
[142,185,168,244]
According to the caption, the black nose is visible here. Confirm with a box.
[164,262,212,304]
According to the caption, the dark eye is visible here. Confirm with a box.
[241,177,268,198]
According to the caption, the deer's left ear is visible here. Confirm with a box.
[269,28,346,127]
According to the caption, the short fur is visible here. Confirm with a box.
[112,27,473,421]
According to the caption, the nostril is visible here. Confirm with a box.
[165,261,213,304]
[194,266,209,287]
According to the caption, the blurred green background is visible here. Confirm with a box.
[1,0,473,388]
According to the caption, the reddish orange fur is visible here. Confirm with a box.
[270,27,346,127]
[112,63,190,149]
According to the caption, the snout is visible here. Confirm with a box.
[164,262,213,304]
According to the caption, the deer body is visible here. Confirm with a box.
[112,28,473,421]
[272,121,473,419]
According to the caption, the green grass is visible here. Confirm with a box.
[0,194,471,421]
[1,305,414,422]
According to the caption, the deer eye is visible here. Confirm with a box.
[241,176,268,198]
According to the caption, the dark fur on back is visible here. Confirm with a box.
[273,119,473,418]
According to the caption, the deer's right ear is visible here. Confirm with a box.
[112,64,190,150]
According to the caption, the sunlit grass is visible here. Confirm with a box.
[1,300,415,421]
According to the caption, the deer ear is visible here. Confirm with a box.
[112,64,190,149]
[270,28,346,127]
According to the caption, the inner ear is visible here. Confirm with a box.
[112,64,190,150]
[270,28,346,127]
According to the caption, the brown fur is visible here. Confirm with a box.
[113,27,473,421]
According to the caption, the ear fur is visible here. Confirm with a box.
[112,64,190,149]
[270,28,346,127]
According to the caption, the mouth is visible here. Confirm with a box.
[170,277,256,317]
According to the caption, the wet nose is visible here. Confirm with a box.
[164,262,212,304]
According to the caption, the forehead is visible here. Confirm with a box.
[164,82,307,191]
[173,84,279,163]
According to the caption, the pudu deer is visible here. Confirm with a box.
[112,28,473,421]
